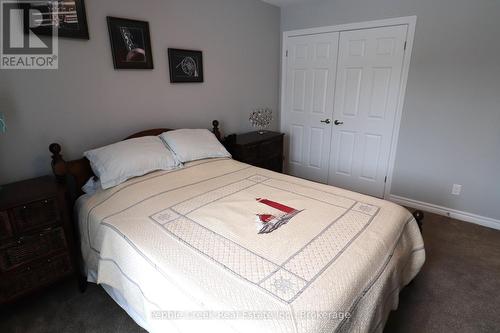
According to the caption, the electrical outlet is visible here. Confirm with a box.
[452,184,462,196]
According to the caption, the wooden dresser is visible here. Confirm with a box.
[0,176,75,304]
[225,131,284,173]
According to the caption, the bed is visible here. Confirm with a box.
[49,120,425,333]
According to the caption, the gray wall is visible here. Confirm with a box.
[0,0,280,184]
[282,0,500,220]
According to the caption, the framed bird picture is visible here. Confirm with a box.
[168,48,204,83]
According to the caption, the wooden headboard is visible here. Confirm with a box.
[49,120,222,198]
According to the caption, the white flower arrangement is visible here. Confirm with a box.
[249,108,272,134]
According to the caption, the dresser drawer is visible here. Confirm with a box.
[0,253,72,302]
[0,211,13,241]
[0,176,75,304]
[11,198,60,233]
[0,227,67,271]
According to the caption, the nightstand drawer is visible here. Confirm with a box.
[0,211,13,241]
[263,156,283,173]
[260,137,283,158]
[226,131,284,173]
[237,143,260,163]
[0,253,72,302]
[12,198,60,233]
[0,227,67,271]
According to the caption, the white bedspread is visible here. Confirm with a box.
[76,158,425,333]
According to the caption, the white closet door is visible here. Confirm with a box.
[283,32,339,183]
[328,25,407,197]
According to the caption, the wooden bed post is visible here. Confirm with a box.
[412,210,424,231]
[212,120,221,141]
[49,143,67,183]
[49,143,88,292]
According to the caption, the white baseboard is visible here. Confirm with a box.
[389,194,500,231]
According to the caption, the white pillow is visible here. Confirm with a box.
[82,176,101,195]
[84,136,181,189]
[160,129,231,163]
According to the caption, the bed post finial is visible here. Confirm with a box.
[413,210,424,231]
[212,120,221,141]
[49,143,66,183]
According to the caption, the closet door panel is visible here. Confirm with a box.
[328,25,408,198]
[283,32,339,183]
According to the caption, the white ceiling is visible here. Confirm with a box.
[261,0,310,7]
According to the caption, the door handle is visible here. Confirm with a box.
[334,120,344,125]
[320,119,331,124]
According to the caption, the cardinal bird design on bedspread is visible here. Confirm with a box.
[255,198,303,234]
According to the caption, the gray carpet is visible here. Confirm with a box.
[2,211,500,332]
[385,212,500,332]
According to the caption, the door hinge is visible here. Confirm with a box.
[404,41,407,51]
[285,50,288,57]
[384,176,387,183]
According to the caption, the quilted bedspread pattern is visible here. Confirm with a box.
[76,158,425,333]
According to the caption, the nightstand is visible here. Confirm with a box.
[0,176,75,304]
[225,131,284,172]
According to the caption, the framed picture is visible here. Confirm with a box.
[107,17,153,69]
[168,48,204,83]
[22,0,89,39]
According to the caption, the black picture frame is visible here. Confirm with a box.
[22,0,90,39]
[107,16,153,70]
[168,48,204,83]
